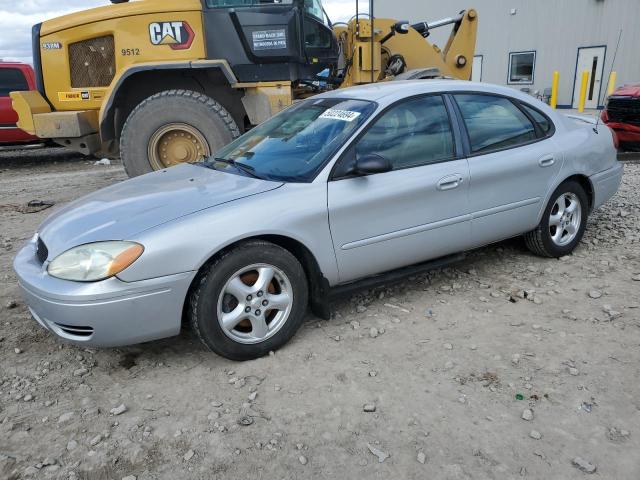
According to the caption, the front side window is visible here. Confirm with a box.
[508,51,536,84]
[0,68,28,97]
[455,94,536,153]
[355,95,455,170]
[209,98,376,182]
[206,0,293,7]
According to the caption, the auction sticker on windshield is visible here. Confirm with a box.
[319,109,362,122]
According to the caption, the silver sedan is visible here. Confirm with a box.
[14,80,623,360]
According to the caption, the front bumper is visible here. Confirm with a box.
[0,125,39,144]
[13,239,197,347]
[10,91,100,154]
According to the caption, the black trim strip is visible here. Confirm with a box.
[99,61,238,142]
[446,92,471,156]
[31,23,47,99]
[329,253,465,299]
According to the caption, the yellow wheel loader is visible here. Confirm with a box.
[11,0,477,177]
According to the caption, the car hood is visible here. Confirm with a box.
[611,84,640,98]
[38,164,283,259]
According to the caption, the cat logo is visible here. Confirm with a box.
[149,21,195,50]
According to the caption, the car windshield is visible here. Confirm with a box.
[205,98,376,182]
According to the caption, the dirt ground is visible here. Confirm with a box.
[0,147,639,480]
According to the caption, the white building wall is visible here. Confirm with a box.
[375,0,640,108]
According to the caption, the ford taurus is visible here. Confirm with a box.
[14,80,623,360]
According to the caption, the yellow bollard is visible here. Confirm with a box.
[607,71,617,97]
[578,70,589,113]
[550,71,559,109]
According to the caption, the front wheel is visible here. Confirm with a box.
[189,241,309,361]
[119,89,239,177]
[524,180,589,257]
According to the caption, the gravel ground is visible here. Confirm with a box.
[0,147,639,480]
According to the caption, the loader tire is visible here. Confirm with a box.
[119,89,240,177]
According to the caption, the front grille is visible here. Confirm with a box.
[36,237,48,264]
[69,35,115,88]
[54,323,94,338]
[607,97,640,125]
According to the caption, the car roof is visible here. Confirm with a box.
[317,79,538,107]
[0,61,31,67]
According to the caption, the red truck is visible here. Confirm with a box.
[601,84,640,152]
[0,62,39,144]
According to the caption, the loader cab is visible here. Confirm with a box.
[202,0,338,82]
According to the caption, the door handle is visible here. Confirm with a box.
[437,174,463,191]
[538,156,555,167]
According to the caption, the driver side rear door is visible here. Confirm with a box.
[327,95,472,283]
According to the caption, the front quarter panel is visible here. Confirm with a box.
[117,182,339,284]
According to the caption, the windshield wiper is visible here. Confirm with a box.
[213,157,262,179]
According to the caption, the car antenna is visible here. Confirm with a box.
[594,29,622,134]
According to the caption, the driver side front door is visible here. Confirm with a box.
[327,95,472,283]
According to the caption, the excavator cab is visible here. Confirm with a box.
[202,0,339,82]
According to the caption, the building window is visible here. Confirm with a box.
[508,51,536,85]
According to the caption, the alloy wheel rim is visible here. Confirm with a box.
[549,192,581,246]
[216,263,293,344]
[148,123,210,170]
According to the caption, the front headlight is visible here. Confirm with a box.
[47,241,144,282]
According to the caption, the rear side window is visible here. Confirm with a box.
[521,103,552,135]
[356,95,455,169]
[0,68,28,97]
[454,94,536,154]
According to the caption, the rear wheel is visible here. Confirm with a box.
[119,89,239,177]
[524,180,588,257]
[189,241,308,361]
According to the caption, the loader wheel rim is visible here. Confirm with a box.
[148,123,211,169]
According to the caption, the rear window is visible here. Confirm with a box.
[206,0,293,6]
[0,68,28,97]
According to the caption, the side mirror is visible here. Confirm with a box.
[355,154,392,175]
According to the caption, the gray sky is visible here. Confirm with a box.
[0,0,367,64]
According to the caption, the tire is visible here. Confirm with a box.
[524,180,589,258]
[189,241,309,361]
[119,89,239,177]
